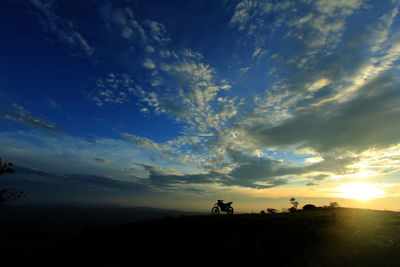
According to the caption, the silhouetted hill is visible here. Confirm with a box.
[2,208,400,266]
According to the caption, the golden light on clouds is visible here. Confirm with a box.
[304,156,324,165]
[340,145,400,180]
[307,78,331,92]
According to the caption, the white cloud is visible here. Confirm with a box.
[129,19,147,40]
[229,0,292,32]
[0,103,65,134]
[181,48,203,60]
[121,26,133,38]
[305,156,325,165]
[158,55,237,134]
[141,91,164,113]
[143,58,156,69]
[29,0,94,56]
[120,132,160,151]
[146,45,155,53]
[144,20,170,43]
[99,2,147,42]
[90,73,135,106]
[252,47,261,58]
[315,0,364,15]
[160,50,172,58]
[140,107,149,113]
[239,66,251,74]
[307,78,331,92]
[372,8,398,52]
[131,85,165,114]
[121,132,206,167]
[229,0,258,31]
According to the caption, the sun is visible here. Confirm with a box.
[336,182,386,200]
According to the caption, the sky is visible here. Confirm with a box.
[1,0,400,212]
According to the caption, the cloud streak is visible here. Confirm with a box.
[0,104,65,134]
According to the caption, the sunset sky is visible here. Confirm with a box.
[1,0,400,212]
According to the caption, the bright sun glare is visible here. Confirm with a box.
[336,183,386,200]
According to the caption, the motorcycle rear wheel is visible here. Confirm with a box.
[211,206,219,215]
[226,207,234,215]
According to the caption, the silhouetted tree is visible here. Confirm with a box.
[0,158,25,204]
[289,198,299,211]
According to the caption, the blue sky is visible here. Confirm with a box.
[1,0,400,212]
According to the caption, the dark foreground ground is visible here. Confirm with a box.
[2,207,400,266]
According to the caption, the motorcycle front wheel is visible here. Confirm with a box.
[226,207,234,215]
[211,206,219,215]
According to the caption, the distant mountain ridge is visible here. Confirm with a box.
[0,204,203,244]
[0,204,203,225]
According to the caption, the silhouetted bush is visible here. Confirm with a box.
[302,204,317,211]
[0,189,25,204]
[329,202,339,208]
[0,158,15,175]
[288,207,297,213]
[0,158,25,204]
[267,208,278,214]
[321,202,340,209]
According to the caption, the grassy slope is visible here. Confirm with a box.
[3,208,400,266]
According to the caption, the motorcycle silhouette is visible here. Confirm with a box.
[211,200,234,215]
